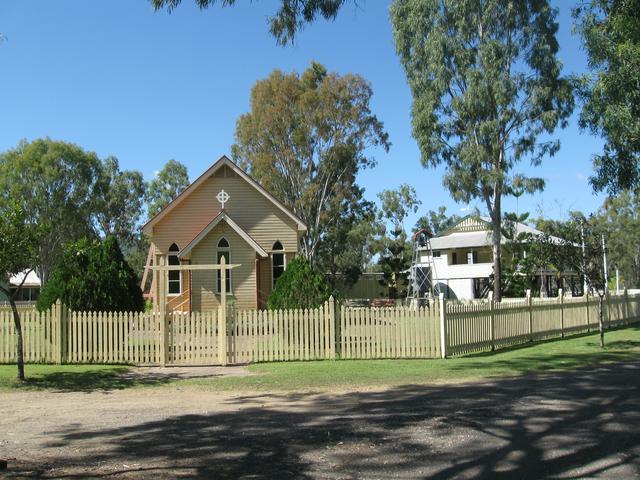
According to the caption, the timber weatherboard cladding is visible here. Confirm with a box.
[191,222,258,310]
[151,163,301,311]
[153,166,299,255]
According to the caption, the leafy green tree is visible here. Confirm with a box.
[592,191,640,288]
[501,212,535,297]
[267,256,333,309]
[150,0,349,45]
[500,212,562,297]
[376,184,421,299]
[95,156,147,247]
[146,159,190,218]
[37,237,144,313]
[0,138,102,284]
[574,0,640,193]
[320,200,382,290]
[413,206,462,236]
[232,62,389,266]
[0,203,46,380]
[551,214,610,347]
[123,233,152,285]
[391,0,574,301]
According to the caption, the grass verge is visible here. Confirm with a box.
[182,325,640,392]
[1,326,639,393]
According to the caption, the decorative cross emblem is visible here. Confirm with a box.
[217,189,230,209]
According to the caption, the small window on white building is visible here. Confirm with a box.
[467,251,478,264]
[433,251,441,258]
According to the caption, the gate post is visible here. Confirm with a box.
[328,295,336,360]
[218,257,228,366]
[158,256,168,367]
[439,293,447,359]
[54,299,66,364]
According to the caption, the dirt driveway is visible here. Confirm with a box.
[2,361,640,479]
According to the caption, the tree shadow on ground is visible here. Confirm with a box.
[460,325,640,360]
[15,368,236,393]
[449,346,640,378]
[7,361,640,479]
[445,326,640,378]
[606,339,640,350]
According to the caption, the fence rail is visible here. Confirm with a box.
[1,291,639,365]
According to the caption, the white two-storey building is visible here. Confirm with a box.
[416,216,576,300]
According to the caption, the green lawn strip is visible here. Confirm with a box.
[182,326,640,392]
[0,326,638,393]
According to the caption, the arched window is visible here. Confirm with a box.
[168,243,181,295]
[217,237,232,294]
[271,241,286,286]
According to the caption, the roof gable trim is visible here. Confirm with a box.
[179,212,268,258]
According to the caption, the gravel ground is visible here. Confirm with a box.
[2,361,640,479]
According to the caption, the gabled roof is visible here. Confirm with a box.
[10,270,41,287]
[142,155,307,234]
[178,211,268,259]
[424,215,567,250]
[438,215,491,236]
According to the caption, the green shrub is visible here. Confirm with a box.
[267,256,333,310]
[37,236,144,312]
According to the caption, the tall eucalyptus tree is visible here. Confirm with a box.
[391,0,574,300]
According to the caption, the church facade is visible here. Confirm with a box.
[142,156,306,311]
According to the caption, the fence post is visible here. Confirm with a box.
[559,288,564,338]
[328,295,336,360]
[624,288,629,325]
[439,293,447,359]
[488,291,495,351]
[585,290,590,333]
[526,289,533,342]
[218,257,228,366]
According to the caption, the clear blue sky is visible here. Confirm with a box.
[1,0,606,228]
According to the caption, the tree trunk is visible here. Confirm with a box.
[598,294,605,349]
[9,299,25,381]
[491,200,502,302]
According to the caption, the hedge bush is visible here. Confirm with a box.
[37,236,144,312]
[267,256,333,310]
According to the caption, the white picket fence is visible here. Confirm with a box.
[339,304,442,359]
[445,291,639,355]
[1,291,638,365]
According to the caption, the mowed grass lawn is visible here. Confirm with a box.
[1,326,639,393]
